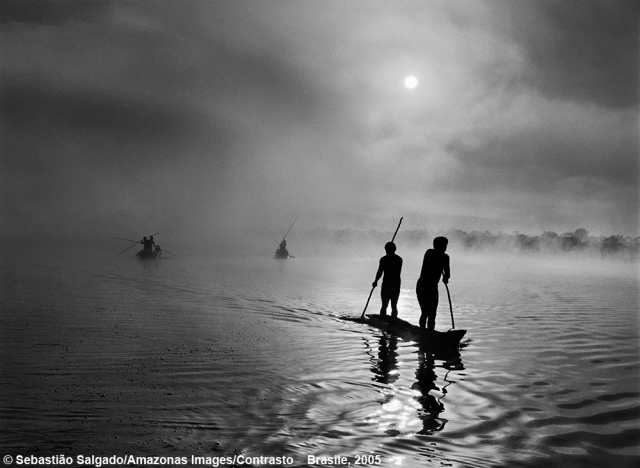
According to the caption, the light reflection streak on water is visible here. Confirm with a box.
[361,333,463,444]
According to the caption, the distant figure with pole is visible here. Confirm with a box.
[275,217,296,259]
[372,242,403,318]
[154,245,162,258]
[416,236,450,331]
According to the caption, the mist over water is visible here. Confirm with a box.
[1,243,638,467]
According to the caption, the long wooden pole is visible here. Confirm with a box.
[391,217,403,242]
[445,283,455,329]
[360,217,403,319]
[360,286,376,320]
[118,242,140,255]
[111,236,139,243]
[281,216,298,241]
[161,249,181,259]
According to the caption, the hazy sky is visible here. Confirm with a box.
[1,0,638,246]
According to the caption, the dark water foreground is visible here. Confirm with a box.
[1,251,638,467]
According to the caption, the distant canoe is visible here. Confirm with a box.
[364,314,466,347]
[274,217,297,259]
[136,249,159,260]
[274,248,289,259]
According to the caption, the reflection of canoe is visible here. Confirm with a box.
[136,250,159,260]
[365,314,466,347]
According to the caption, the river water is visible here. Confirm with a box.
[1,248,638,467]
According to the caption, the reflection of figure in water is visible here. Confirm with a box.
[372,242,403,317]
[412,352,447,434]
[365,335,462,437]
[372,336,399,385]
[416,237,450,331]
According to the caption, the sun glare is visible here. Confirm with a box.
[404,76,418,89]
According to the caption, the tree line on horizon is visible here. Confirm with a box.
[329,227,639,260]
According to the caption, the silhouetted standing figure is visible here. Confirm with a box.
[416,237,450,331]
[372,242,403,317]
[140,236,155,253]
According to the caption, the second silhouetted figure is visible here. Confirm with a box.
[372,242,403,317]
[416,237,450,331]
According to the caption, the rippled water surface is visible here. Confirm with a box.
[1,250,639,467]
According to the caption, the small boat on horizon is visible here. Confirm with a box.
[274,216,298,259]
[274,241,290,259]
[112,233,179,260]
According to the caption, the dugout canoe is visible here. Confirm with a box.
[136,249,160,260]
[364,314,466,347]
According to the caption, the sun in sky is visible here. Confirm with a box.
[404,76,418,89]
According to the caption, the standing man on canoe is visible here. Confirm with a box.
[416,236,450,331]
[140,236,155,253]
[372,242,403,318]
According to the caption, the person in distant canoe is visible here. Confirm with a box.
[372,242,403,317]
[140,236,154,252]
[154,245,162,258]
[275,239,289,258]
[416,236,450,331]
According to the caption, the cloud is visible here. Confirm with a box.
[500,0,639,109]
[0,0,108,26]
[0,1,334,240]
[448,96,638,184]
[1,0,637,246]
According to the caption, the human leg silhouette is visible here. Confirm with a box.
[380,295,390,316]
[417,285,438,331]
